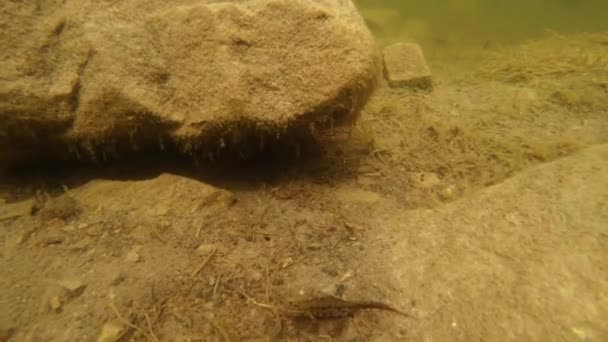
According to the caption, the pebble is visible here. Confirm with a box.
[195,244,217,256]
[97,321,125,342]
[407,172,441,189]
[50,295,62,312]
[125,250,140,263]
[322,266,339,277]
[86,226,100,236]
[441,185,457,200]
[57,279,87,295]
[61,224,76,233]
[334,188,383,204]
[249,270,263,282]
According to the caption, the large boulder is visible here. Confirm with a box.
[0,0,379,165]
[381,144,608,340]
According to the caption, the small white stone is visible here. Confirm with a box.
[250,270,263,282]
[195,244,217,256]
[441,185,457,199]
[50,295,62,312]
[61,225,76,232]
[125,250,140,263]
[97,321,125,342]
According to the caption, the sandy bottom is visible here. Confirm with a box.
[1,31,608,341]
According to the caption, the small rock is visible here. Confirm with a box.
[571,326,591,340]
[322,266,339,277]
[70,237,92,251]
[125,250,140,263]
[97,321,125,342]
[441,185,457,200]
[39,234,65,246]
[50,295,62,312]
[57,279,87,295]
[60,224,76,233]
[383,42,433,90]
[195,244,217,256]
[250,270,263,282]
[335,188,383,204]
[86,226,101,236]
[407,172,441,189]
[306,243,324,250]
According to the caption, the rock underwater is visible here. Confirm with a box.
[0,0,380,165]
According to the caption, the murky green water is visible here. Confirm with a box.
[356,0,608,46]
[355,0,608,77]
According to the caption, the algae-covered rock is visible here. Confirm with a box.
[0,0,379,165]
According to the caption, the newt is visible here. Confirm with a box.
[284,295,410,320]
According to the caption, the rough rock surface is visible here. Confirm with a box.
[73,173,236,219]
[381,144,608,340]
[0,0,379,165]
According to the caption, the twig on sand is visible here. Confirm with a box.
[339,218,365,232]
[0,214,23,223]
[237,288,277,311]
[191,247,217,278]
[202,315,232,342]
[265,264,271,303]
[109,301,156,341]
[145,313,160,342]
[213,274,222,298]
[353,317,370,342]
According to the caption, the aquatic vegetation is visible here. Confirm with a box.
[480,32,608,82]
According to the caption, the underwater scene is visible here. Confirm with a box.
[1,0,607,340]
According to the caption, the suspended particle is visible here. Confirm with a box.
[158,136,165,151]
[129,132,139,151]
[309,122,317,134]
[82,140,94,158]
[294,143,301,158]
